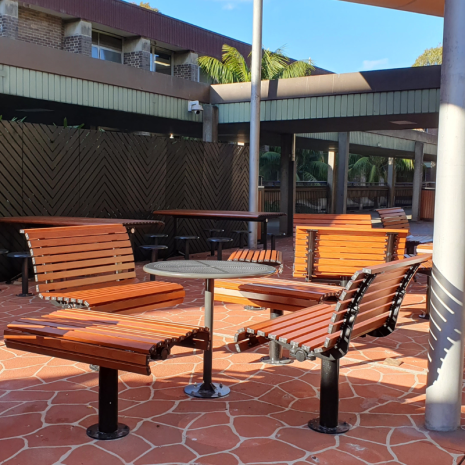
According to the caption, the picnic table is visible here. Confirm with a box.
[152,210,286,254]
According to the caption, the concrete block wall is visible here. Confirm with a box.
[0,0,18,39]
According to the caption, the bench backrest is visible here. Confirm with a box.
[23,224,136,294]
[376,207,409,230]
[315,254,429,357]
[293,226,408,281]
[293,214,372,238]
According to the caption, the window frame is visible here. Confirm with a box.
[150,45,173,75]
[92,31,123,64]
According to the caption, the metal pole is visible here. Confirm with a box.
[248,0,263,249]
[335,133,349,214]
[387,157,395,208]
[327,150,336,213]
[425,0,465,432]
[411,142,424,221]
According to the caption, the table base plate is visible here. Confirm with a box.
[260,356,293,365]
[184,382,230,398]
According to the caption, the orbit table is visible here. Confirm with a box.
[143,260,276,399]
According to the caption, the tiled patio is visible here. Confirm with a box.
[0,234,464,465]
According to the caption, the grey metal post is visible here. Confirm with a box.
[411,142,424,221]
[327,150,336,213]
[425,0,465,432]
[335,133,349,214]
[387,157,395,208]
[202,105,219,143]
[248,0,263,249]
[280,134,296,235]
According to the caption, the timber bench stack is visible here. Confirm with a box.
[234,254,430,434]
[227,249,283,272]
[4,308,209,440]
[22,224,185,314]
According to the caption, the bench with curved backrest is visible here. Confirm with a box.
[376,207,433,252]
[215,227,407,364]
[4,308,209,440]
[23,224,185,314]
[234,254,430,435]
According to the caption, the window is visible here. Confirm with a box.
[150,46,172,75]
[92,32,122,64]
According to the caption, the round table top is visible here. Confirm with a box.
[144,260,276,280]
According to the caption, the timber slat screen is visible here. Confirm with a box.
[0,122,249,281]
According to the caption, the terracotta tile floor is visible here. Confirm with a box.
[0,237,464,465]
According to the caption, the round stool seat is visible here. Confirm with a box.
[233,230,251,234]
[144,234,168,239]
[204,228,224,233]
[7,251,31,259]
[175,236,199,241]
[0,249,8,254]
[139,244,168,251]
[267,232,286,237]
[207,237,233,244]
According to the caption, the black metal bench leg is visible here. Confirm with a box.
[420,275,431,320]
[19,257,32,297]
[87,367,129,440]
[260,310,292,365]
[308,358,349,434]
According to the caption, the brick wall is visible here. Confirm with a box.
[124,51,150,71]
[63,35,91,56]
[18,6,63,50]
[174,63,199,81]
[0,14,18,39]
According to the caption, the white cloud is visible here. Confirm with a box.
[362,58,389,71]
[223,2,236,9]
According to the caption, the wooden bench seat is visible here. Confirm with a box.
[23,224,184,314]
[5,308,209,440]
[235,254,430,434]
[228,249,283,271]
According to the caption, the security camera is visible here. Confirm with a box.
[188,101,204,114]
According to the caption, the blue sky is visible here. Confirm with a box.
[133,0,443,74]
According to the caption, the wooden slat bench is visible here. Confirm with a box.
[227,249,283,273]
[376,207,433,252]
[23,224,185,314]
[4,308,209,440]
[234,254,430,435]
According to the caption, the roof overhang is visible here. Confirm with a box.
[337,0,444,17]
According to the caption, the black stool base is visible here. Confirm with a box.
[259,355,293,365]
[86,423,129,440]
[16,292,33,298]
[244,305,267,311]
[419,313,430,320]
[184,382,230,399]
[308,418,350,434]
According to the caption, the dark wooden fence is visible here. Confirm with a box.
[0,122,249,280]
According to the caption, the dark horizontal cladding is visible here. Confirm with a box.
[22,0,253,60]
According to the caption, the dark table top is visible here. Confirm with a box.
[0,216,164,227]
[152,209,286,221]
[144,260,276,280]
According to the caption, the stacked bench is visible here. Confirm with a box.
[235,255,430,434]
[5,309,209,440]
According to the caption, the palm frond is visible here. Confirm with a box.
[222,45,250,82]
[261,48,289,80]
[198,55,237,84]
[278,59,314,79]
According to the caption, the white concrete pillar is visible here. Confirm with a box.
[248,0,263,248]
[173,51,199,81]
[387,157,395,208]
[202,105,219,143]
[280,134,296,235]
[425,0,465,432]
[411,142,424,221]
[335,133,350,214]
[0,0,18,40]
[327,150,336,213]
[63,19,92,56]
[123,36,151,70]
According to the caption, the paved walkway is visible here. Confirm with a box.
[0,236,463,465]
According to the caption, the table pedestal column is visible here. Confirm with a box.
[184,278,230,398]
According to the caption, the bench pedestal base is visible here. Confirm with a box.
[184,382,230,398]
[308,418,350,435]
[260,310,293,365]
[87,423,130,440]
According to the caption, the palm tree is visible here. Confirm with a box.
[348,155,415,183]
[199,45,314,84]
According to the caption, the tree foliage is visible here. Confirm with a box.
[199,45,314,84]
[134,2,159,12]
[348,155,414,183]
[413,46,442,67]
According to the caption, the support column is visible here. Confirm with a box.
[279,134,296,235]
[63,19,92,56]
[411,142,424,221]
[174,51,199,81]
[327,150,336,213]
[247,0,263,249]
[425,0,465,432]
[123,37,150,71]
[202,105,219,143]
[335,133,349,214]
[0,0,18,40]
[387,157,396,208]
